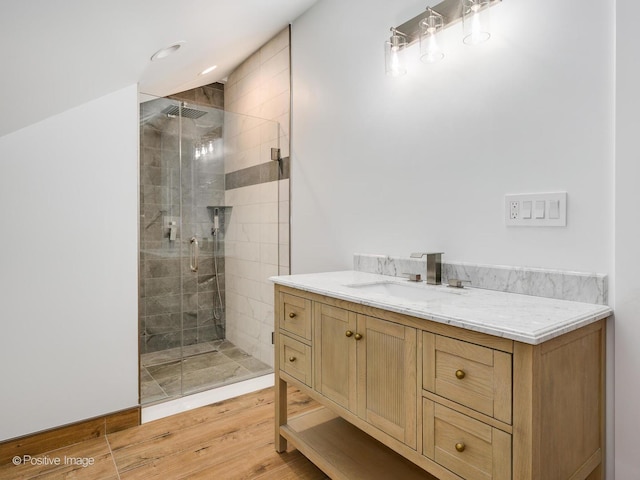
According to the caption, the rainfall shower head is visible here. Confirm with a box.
[161,105,207,119]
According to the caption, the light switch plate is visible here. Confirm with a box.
[505,192,567,227]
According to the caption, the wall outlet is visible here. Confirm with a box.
[510,201,519,219]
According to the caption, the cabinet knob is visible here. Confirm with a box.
[345,330,353,337]
[455,369,466,380]
[455,442,466,453]
[354,333,363,341]
[288,312,296,318]
[288,356,296,362]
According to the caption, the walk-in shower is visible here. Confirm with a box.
[139,91,283,405]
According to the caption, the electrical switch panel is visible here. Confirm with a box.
[505,192,567,227]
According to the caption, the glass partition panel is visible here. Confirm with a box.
[139,96,280,405]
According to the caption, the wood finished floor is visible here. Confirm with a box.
[0,387,328,480]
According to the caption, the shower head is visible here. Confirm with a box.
[161,105,207,119]
[207,206,232,237]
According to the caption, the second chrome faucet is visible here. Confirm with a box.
[410,252,444,285]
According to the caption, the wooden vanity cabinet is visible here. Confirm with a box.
[314,303,418,447]
[274,284,606,480]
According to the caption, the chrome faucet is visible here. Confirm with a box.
[410,252,444,285]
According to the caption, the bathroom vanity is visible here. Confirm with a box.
[272,271,611,480]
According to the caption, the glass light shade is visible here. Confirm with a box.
[462,0,491,45]
[385,31,407,77]
[419,12,444,64]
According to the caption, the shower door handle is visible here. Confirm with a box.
[190,237,199,272]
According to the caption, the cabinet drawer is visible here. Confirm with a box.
[423,399,511,480]
[280,335,312,386]
[423,333,512,424]
[280,293,312,340]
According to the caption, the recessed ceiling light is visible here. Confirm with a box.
[150,41,185,61]
[199,65,218,76]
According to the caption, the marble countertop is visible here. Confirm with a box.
[270,271,612,345]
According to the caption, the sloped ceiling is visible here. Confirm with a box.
[0,0,317,137]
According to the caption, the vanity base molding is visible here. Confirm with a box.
[274,284,606,480]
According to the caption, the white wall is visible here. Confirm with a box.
[615,1,640,478]
[291,0,614,275]
[0,85,139,441]
[291,0,616,477]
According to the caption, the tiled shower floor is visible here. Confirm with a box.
[140,340,272,405]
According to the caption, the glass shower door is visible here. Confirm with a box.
[139,96,186,404]
[175,103,228,396]
[140,96,283,405]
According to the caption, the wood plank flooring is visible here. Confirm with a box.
[0,387,328,480]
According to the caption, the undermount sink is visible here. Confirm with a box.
[345,281,462,303]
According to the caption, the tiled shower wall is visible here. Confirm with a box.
[139,84,227,354]
[224,27,291,367]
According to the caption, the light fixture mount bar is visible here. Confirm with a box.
[394,0,501,47]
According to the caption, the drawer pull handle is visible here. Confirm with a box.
[345,330,353,337]
[455,442,466,453]
[354,333,363,341]
[289,356,296,362]
[288,312,296,318]
[455,369,466,380]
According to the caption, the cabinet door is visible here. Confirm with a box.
[314,303,357,411]
[356,315,417,449]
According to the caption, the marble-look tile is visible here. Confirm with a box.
[181,363,253,396]
[183,311,198,330]
[198,325,224,342]
[154,373,182,397]
[183,328,198,346]
[144,259,181,279]
[183,350,233,371]
[144,277,182,297]
[223,347,252,361]
[144,331,182,353]
[141,147,162,167]
[141,346,182,366]
[145,294,181,316]
[146,360,182,382]
[198,291,214,309]
[141,125,162,148]
[181,341,219,357]
[237,356,272,375]
[215,339,237,351]
[354,253,608,305]
[144,313,182,335]
[140,165,163,187]
[140,367,168,403]
[140,341,265,403]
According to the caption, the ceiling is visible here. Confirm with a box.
[0,0,318,137]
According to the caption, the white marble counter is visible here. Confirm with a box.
[270,271,612,345]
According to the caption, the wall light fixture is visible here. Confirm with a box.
[419,8,445,63]
[385,0,501,76]
[462,0,491,45]
[384,28,408,77]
